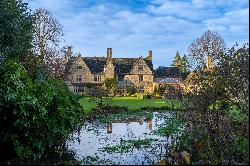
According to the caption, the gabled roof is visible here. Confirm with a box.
[66,56,153,75]
[154,66,182,78]
[83,57,107,74]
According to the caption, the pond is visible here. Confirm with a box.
[67,111,185,165]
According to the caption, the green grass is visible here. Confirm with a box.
[79,96,181,114]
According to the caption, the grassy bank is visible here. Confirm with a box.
[79,96,181,114]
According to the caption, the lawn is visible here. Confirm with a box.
[79,96,181,114]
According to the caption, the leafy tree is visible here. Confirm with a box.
[0,61,83,159]
[103,78,118,96]
[188,30,225,69]
[0,0,33,61]
[0,0,84,160]
[154,84,166,96]
[181,44,249,164]
[217,43,249,112]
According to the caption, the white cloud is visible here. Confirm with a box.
[26,0,249,68]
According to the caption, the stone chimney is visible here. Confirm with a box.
[67,46,72,56]
[65,46,72,63]
[107,48,112,60]
[147,50,152,61]
[206,55,214,69]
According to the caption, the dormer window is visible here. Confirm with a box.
[139,66,143,71]
[77,65,82,69]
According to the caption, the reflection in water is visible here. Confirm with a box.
[107,123,112,134]
[67,112,182,165]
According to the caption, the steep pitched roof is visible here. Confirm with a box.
[82,57,107,74]
[154,66,182,78]
[112,58,138,74]
[66,56,153,75]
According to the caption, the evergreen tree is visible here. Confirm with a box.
[180,54,189,72]
[171,51,189,72]
[171,51,182,69]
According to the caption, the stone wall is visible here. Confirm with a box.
[70,57,106,84]
[103,60,115,80]
[124,58,153,88]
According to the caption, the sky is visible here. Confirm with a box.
[26,0,249,68]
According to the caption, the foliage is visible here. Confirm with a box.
[181,44,249,164]
[171,51,182,68]
[0,61,83,159]
[0,0,33,61]
[171,52,189,72]
[100,139,156,154]
[127,86,137,96]
[154,118,183,136]
[103,78,118,96]
[82,156,116,165]
[181,54,189,72]
[217,43,249,112]
[154,84,166,96]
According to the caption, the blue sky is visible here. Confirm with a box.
[26,0,249,68]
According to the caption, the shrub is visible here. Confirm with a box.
[143,94,151,99]
[127,87,137,96]
[0,61,84,159]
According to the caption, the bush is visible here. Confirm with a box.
[0,61,84,159]
[143,94,151,99]
[135,93,143,99]
[127,87,137,96]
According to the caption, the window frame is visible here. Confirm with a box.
[76,65,83,69]
[139,75,143,82]
[76,74,82,82]
[93,74,101,82]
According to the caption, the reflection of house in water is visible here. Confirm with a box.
[106,119,153,134]
[107,122,112,134]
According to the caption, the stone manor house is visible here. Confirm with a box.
[64,47,189,95]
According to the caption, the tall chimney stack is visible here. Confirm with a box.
[67,46,72,57]
[107,48,112,60]
[147,50,152,61]
[65,46,72,63]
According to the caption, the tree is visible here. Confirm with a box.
[171,51,182,69]
[217,43,249,112]
[181,44,249,164]
[188,30,225,69]
[181,54,189,72]
[0,0,33,61]
[32,8,63,76]
[0,1,83,159]
[103,78,118,96]
[171,52,189,72]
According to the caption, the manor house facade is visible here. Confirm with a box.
[65,47,154,94]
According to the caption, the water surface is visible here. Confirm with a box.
[67,111,183,165]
